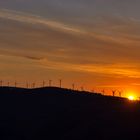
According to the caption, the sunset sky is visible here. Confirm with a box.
[0,0,140,97]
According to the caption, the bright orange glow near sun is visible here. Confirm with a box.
[126,90,137,101]
[128,96,135,101]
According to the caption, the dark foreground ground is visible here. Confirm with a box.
[0,87,140,140]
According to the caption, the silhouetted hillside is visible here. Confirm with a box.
[0,87,140,140]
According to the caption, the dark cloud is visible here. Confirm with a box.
[24,56,43,61]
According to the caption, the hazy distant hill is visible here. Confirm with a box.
[0,87,140,140]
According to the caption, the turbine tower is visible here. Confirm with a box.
[101,89,105,95]
[7,81,10,87]
[43,80,45,87]
[112,90,116,97]
[81,86,84,91]
[15,81,17,88]
[49,80,52,87]
[92,89,94,93]
[59,79,62,88]
[26,82,29,89]
[72,83,75,90]
[32,82,35,88]
[0,80,3,87]
[118,90,122,97]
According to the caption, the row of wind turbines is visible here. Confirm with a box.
[0,80,123,97]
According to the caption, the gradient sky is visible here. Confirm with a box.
[0,0,140,97]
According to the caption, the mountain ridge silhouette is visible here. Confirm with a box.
[0,86,140,140]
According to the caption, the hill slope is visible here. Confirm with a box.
[0,87,140,140]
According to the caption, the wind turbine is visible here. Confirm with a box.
[15,81,17,88]
[101,89,105,95]
[7,81,10,87]
[59,79,62,88]
[0,80,3,87]
[32,82,35,88]
[112,90,116,97]
[42,80,45,88]
[91,89,95,93]
[72,83,75,90]
[81,86,84,91]
[49,80,52,87]
[118,90,122,97]
[26,82,29,89]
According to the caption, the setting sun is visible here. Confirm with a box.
[125,90,137,101]
[128,96,135,101]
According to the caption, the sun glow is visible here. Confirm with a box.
[128,96,135,101]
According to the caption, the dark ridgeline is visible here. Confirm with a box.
[0,87,140,140]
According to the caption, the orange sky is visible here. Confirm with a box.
[0,2,140,98]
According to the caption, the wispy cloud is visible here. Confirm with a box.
[1,8,140,81]
[1,8,140,47]
[0,48,44,61]
[39,59,140,78]
[131,83,140,86]
[0,9,82,34]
